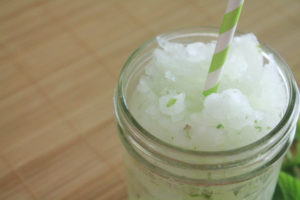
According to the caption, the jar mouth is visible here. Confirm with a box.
[116,26,299,157]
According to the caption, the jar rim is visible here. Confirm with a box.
[116,26,299,157]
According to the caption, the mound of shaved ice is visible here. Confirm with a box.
[129,34,287,151]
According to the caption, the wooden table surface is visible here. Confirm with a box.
[0,0,299,199]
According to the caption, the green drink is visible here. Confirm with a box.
[114,28,300,200]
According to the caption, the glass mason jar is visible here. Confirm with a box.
[114,27,300,200]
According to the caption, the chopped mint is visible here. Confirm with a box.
[254,120,258,124]
[257,44,262,53]
[166,98,177,107]
[255,126,262,132]
[216,124,224,129]
[267,126,272,130]
[233,189,240,196]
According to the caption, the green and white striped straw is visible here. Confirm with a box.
[203,0,244,96]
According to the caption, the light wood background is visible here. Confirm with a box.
[0,0,299,199]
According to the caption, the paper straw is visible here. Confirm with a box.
[203,0,244,96]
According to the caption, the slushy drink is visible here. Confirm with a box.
[114,28,299,200]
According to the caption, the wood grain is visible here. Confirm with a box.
[0,0,299,199]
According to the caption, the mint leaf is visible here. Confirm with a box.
[281,141,300,178]
[273,183,284,200]
[296,120,300,141]
[277,172,300,200]
[216,124,224,129]
[255,126,262,132]
[296,143,300,164]
[295,144,300,179]
[274,118,300,199]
